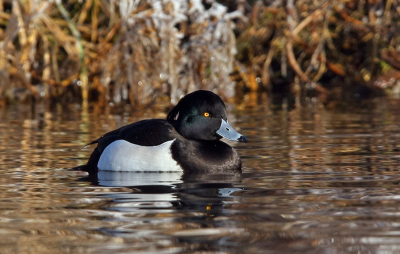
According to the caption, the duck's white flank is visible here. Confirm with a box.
[97,139,182,172]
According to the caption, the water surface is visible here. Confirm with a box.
[1,97,400,253]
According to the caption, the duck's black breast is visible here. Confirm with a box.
[171,138,242,173]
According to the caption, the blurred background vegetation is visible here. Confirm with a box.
[1,0,400,109]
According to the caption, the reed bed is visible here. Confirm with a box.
[0,0,399,107]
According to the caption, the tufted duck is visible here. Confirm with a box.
[78,90,248,178]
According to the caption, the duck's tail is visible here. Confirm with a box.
[69,164,88,172]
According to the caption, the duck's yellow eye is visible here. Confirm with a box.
[203,112,210,117]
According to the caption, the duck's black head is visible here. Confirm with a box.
[167,90,247,143]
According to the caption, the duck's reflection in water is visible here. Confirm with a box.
[93,170,244,243]
[95,169,243,201]
[97,170,184,187]
[95,169,242,189]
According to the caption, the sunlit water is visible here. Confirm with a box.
[1,96,400,253]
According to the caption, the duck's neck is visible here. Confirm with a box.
[170,138,241,172]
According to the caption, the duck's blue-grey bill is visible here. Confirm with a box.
[216,119,248,143]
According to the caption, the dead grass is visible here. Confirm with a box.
[1,0,399,107]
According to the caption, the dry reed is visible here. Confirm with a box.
[0,0,399,107]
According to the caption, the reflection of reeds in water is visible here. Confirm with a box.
[0,0,241,105]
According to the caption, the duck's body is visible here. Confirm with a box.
[79,90,247,178]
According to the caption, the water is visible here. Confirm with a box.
[1,97,400,253]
